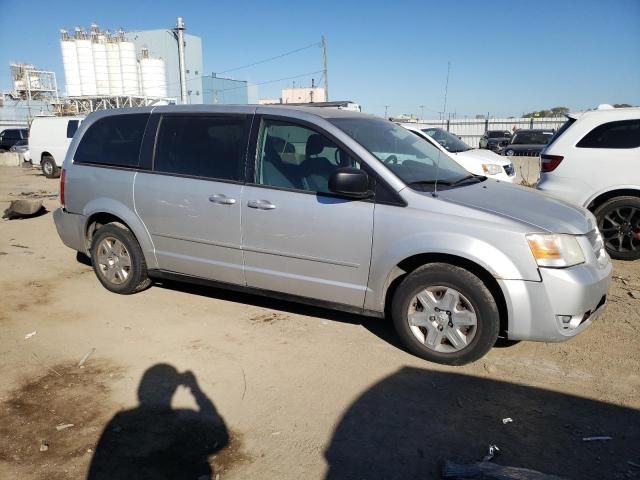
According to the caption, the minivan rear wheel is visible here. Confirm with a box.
[593,196,640,261]
[90,223,151,294]
[41,155,59,179]
[391,263,500,366]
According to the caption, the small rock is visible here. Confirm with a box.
[2,199,45,219]
[39,443,49,452]
[628,291,640,299]
[502,417,513,424]
[24,331,37,340]
[56,423,74,431]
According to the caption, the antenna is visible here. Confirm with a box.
[433,61,451,198]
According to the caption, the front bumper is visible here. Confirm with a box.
[499,260,612,342]
[53,207,87,253]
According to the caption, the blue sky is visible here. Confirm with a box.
[1,0,638,117]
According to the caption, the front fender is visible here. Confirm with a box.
[364,231,540,313]
[83,197,158,269]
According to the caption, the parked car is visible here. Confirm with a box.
[479,130,512,153]
[9,138,31,162]
[503,129,554,156]
[404,126,515,182]
[54,106,611,365]
[0,128,28,151]
[29,115,84,178]
[537,107,640,260]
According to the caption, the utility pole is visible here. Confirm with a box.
[174,17,188,104]
[384,105,390,118]
[321,36,329,101]
[419,105,425,120]
[442,61,451,124]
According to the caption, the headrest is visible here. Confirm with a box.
[306,134,332,156]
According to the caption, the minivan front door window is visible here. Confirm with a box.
[255,119,360,194]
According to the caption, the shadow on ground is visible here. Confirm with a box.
[87,364,234,480]
[324,367,639,480]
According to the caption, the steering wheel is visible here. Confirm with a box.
[383,154,398,165]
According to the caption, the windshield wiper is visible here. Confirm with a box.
[408,180,453,187]
[449,174,485,186]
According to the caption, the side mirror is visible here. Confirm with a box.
[328,168,372,199]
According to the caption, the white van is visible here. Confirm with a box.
[29,116,84,178]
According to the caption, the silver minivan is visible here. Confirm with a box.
[53,105,612,365]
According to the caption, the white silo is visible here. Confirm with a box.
[60,30,82,96]
[76,29,97,96]
[92,35,110,95]
[106,35,123,95]
[119,35,139,95]
[139,49,167,98]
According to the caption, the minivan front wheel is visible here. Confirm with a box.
[91,223,151,294]
[391,263,499,365]
[41,155,59,179]
[594,196,640,261]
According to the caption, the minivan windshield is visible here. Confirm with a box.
[422,128,472,153]
[488,131,510,138]
[330,117,478,190]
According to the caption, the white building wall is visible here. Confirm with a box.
[282,87,326,104]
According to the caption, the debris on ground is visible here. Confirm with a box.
[628,291,640,299]
[2,199,46,220]
[55,423,74,431]
[39,442,49,452]
[77,348,96,368]
[24,331,37,340]
[582,436,612,441]
[482,444,500,462]
[502,417,513,424]
[441,460,569,479]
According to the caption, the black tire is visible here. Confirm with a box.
[391,263,500,366]
[41,155,59,179]
[90,223,152,294]
[593,196,640,261]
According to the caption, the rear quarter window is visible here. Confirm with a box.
[74,114,149,167]
[576,119,640,149]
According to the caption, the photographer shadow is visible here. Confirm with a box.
[87,364,229,480]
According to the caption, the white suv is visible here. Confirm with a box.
[537,106,640,260]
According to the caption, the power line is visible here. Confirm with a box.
[207,69,324,94]
[217,41,321,75]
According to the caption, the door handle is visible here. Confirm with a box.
[208,194,236,205]
[247,199,276,210]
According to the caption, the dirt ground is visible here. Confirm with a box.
[0,165,638,480]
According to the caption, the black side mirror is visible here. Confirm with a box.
[328,168,373,199]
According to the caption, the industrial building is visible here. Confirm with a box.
[129,27,203,104]
[202,74,248,104]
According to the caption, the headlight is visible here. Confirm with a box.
[526,233,585,268]
[482,164,503,175]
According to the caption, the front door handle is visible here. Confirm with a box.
[209,194,236,205]
[247,199,276,210]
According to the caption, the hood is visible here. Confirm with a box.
[437,180,594,234]
[455,148,510,165]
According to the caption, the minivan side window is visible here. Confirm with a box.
[255,119,360,194]
[74,114,149,167]
[576,120,640,149]
[154,115,246,181]
[67,120,80,138]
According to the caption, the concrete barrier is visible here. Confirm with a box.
[509,156,540,187]
[0,152,21,167]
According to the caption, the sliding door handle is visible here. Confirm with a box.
[209,194,236,205]
[247,199,276,210]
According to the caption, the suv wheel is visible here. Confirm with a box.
[594,196,640,261]
[90,223,152,294]
[391,263,499,365]
[41,155,59,179]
